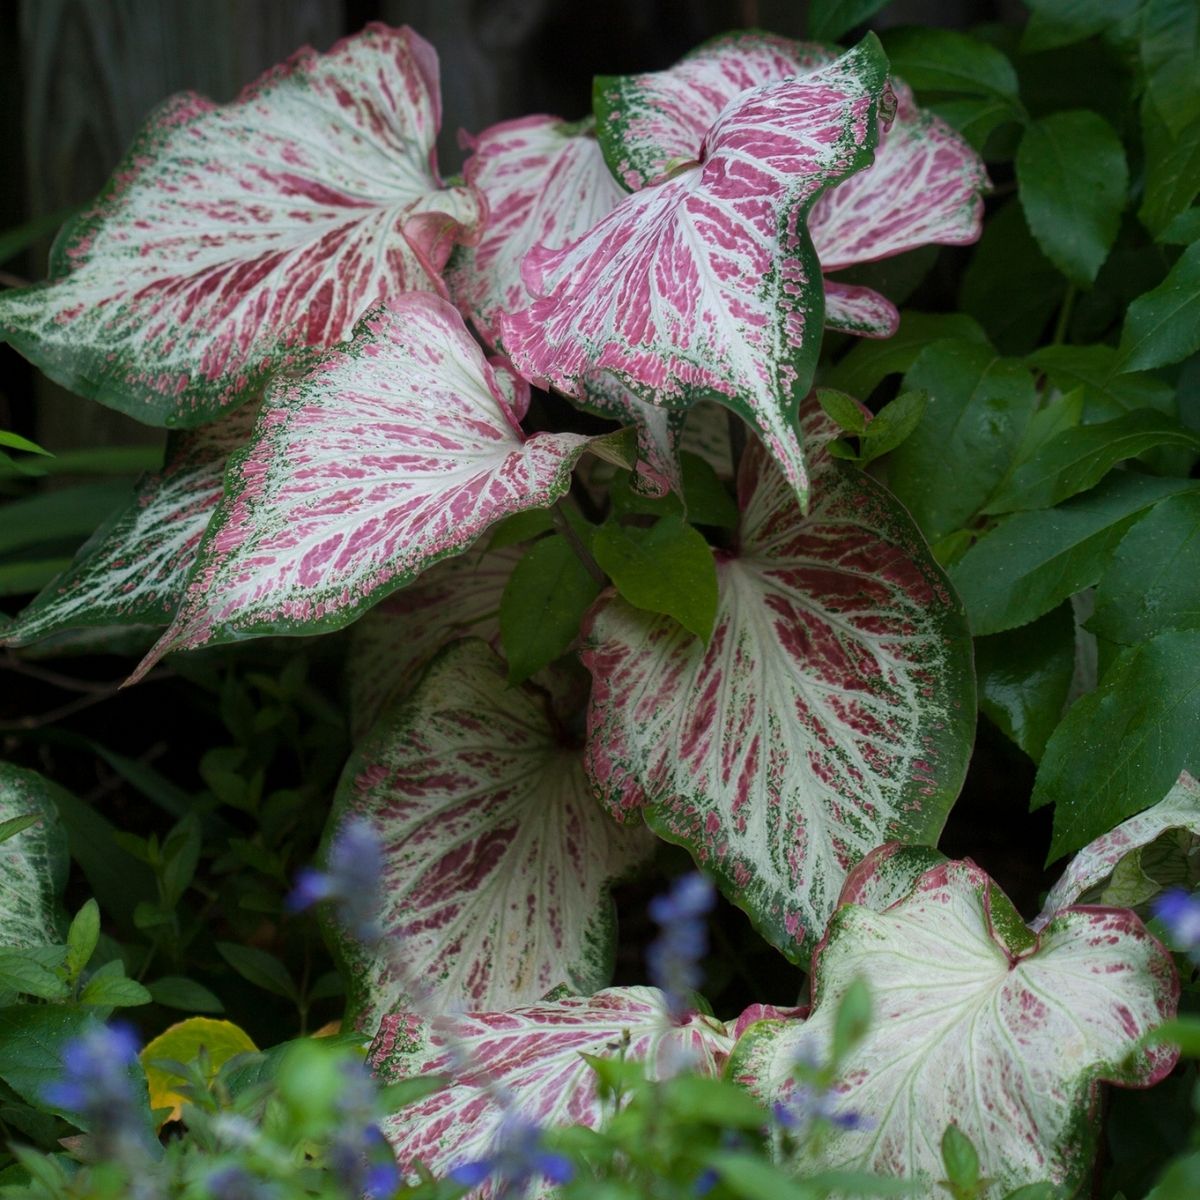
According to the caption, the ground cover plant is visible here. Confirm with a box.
[0,0,1199,1195]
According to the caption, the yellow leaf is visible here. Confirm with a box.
[140,1017,257,1126]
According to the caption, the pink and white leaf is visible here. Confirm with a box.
[731,858,1179,1194]
[371,986,732,1195]
[3,406,257,648]
[822,281,900,338]
[447,116,625,351]
[593,32,836,191]
[132,296,592,676]
[0,25,482,427]
[502,38,893,506]
[582,403,975,962]
[1032,771,1200,931]
[331,640,653,1030]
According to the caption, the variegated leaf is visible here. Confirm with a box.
[502,38,893,505]
[345,545,521,738]
[447,116,625,351]
[3,407,257,648]
[1032,771,1200,931]
[371,986,733,1195]
[593,32,836,191]
[731,856,1179,1195]
[822,281,900,338]
[0,763,70,950]
[329,640,652,1030]
[0,25,483,427]
[131,296,593,678]
[582,404,975,962]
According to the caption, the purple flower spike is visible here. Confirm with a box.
[448,1114,574,1197]
[288,816,385,945]
[647,872,715,1020]
[1153,888,1200,956]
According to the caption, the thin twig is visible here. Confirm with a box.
[551,501,607,587]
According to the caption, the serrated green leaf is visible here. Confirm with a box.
[592,517,717,642]
[817,389,868,435]
[1117,241,1200,372]
[0,952,68,1001]
[0,1006,108,1124]
[1034,630,1200,857]
[80,974,152,1008]
[1016,111,1127,286]
[64,900,99,982]
[215,942,298,1004]
[1020,0,1138,52]
[1139,92,1200,237]
[499,533,603,684]
[880,28,1020,102]
[925,97,1014,153]
[808,0,892,41]
[145,976,224,1014]
[948,473,1198,635]
[859,390,927,465]
[1141,0,1200,138]
[1025,345,1175,422]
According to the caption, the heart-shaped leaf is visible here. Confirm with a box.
[329,640,653,1030]
[0,25,483,427]
[581,401,975,962]
[131,296,593,678]
[502,38,894,506]
[732,855,1179,1195]
[0,764,70,950]
[371,987,733,1193]
[3,406,257,648]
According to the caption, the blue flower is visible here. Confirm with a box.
[288,816,385,945]
[1153,888,1200,958]
[646,872,715,1020]
[448,1115,574,1198]
[325,1058,400,1199]
[205,1165,277,1200]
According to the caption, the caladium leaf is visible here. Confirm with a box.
[732,855,1179,1195]
[0,763,70,950]
[582,404,975,962]
[0,24,483,427]
[131,296,593,677]
[447,116,626,352]
[329,640,653,1030]
[2,406,257,648]
[370,986,733,1193]
[502,38,894,506]
[1032,771,1200,931]
[822,281,900,337]
[344,545,521,738]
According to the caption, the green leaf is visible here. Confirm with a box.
[499,533,604,684]
[859,390,927,465]
[215,942,299,1004]
[1020,0,1139,52]
[880,28,1020,102]
[0,482,132,557]
[941,1124,982,1193]
[663,1075,767,1128]
[0,951,68,1001]
[145,976,224,1014]
[1034,630,1200,858]
[1145,1016,1200,1056]
[0,558,76,597]
[826,311,988,399]
[0,209,74,269]
[1025,345,1175,422]
[0,814,39,845]
[1091,491,1200,644]
[593,518,717,643]
[0,432,50,457]
[80,974,152,1008]
[976,604,1075,763]
[808,0,892,41]
[832,977,872,1064]
[817,389,868,435]
[1016,111,1127,286]
[64,900,99,982]
[925,97,1015,153]
[1007,389,1085,472]
[159,813,202,909]
[1141,0,1200,138]
[888,340,1038,540]
[704,1152,820,1200]
[0,1005,102,1122]
[1117,241,1200,372]
[486,508,556,550]
[1139,92,1200,237]
[947,472,1197,635]
[983,411,1200,514]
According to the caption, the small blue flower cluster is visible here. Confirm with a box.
[288,816,386,945]
[449,1113,573,1198]
[647,872,716,1020]
[327,1059,402,1200]
[1153,888,1200,961]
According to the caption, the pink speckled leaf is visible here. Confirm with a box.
[371,986,732,1194]
[808,84,988,272]
[2,406,257,648]
[132,296,592,677]
[593,32,836,191]
[0,25,483,427]
[344,545,522,738]
[731,857,1179,1195]
[822,281,900,338]
[1032,771,1200,931]
[447,116,625,351]
[581,401,975,962]
[502,37,893,506]
[330,640,652,1031]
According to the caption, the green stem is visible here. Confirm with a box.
[551,501,606,587]
[1052,283,1077,346]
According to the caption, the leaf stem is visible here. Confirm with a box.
[551,501,606,587]
[1052,283,1077,346]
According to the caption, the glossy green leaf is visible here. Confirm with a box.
[1020,0,1139,52]
[1160,209,1200,246]
[976,604,1075,762]
[1034,630,1200,858]
[64,900,99,982]
[1139,93,1200,237]
[0,432,50,457]
[1025,345,1175,422]
[499,533,604,684]
[880,28,1020,102]
[592,517,718,642]
[948,473,1198,635]
[983,411,1200,514]
[926,97,1014,153]
[1117,241,1200,372]
[0,1006,104,1123]
[1091,492,1200,644]
[608,453,739,529]
[1141,0,1200,138]
[1016,111,1127,286]
[79,973,152,1008]
[817,389,868,435]
[0,952,67,1001]
[888,340,1038,540]
[857,390,927,465]
[808,0,892,40]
